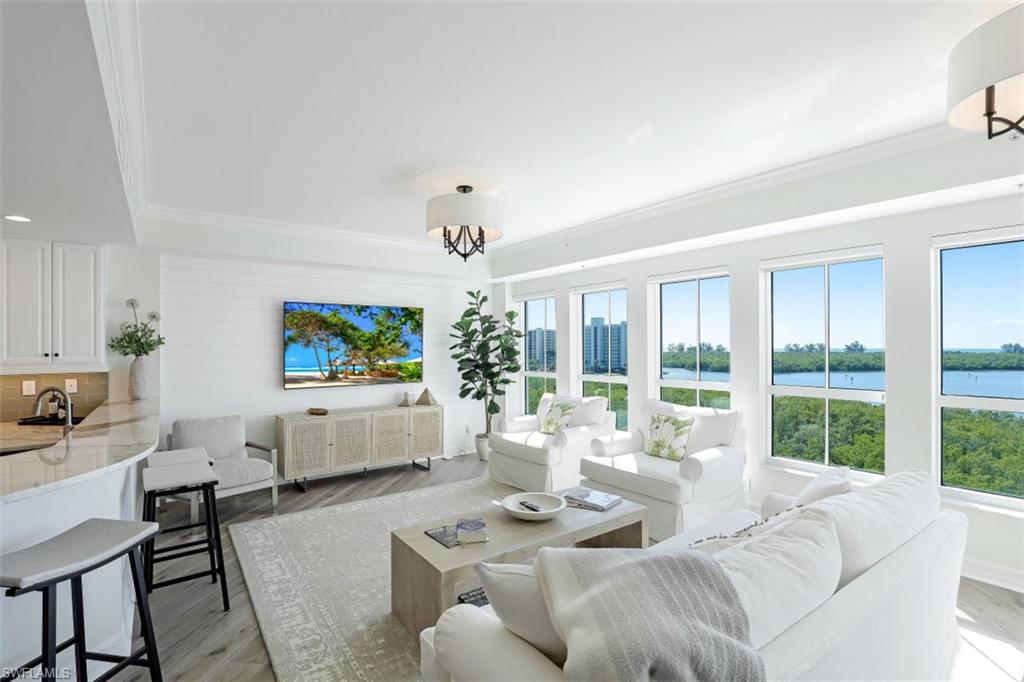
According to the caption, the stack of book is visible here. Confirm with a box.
[424,517,489,548]
[562,486,622,511]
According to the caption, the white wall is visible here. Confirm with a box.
[105,245,161,399]
[509,194,1024,589]
[158,254,490,455]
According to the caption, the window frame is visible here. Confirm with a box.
[760,245,887,477]
[648,268,731,407]
[517,294,557,415]
[932,227,1024,509]
[571,282,629,428]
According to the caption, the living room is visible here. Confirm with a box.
[0,1,1021,681]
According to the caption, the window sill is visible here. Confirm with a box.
[940,487,1024,519]
[759,456,884,486]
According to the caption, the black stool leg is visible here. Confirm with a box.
[143,491,156,592]
[206,487,230,611]
[41,584,57,680]
[128,547,163,682]
[70,577,88,682]
[201,485,218,584]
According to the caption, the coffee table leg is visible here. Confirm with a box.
[391,533,446,638]
[577,519,648,549]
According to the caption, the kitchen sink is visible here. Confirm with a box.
[17,415,85,426]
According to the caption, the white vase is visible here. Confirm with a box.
[475,434,490,461]
[129,355,154,400]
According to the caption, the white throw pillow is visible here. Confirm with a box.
[567,396,607,427]
[474,562,567,664]
[686,411,738,454]
[535,394,555,424]
[794,467,853,507]
[808,470,939,587]
[712,508,841,649]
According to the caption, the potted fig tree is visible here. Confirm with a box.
[450,290,522,460]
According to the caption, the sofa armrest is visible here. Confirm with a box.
[551,421,615,451]
[497,415,541,433]
[590,430,644,457]
[678,446,744,483]
[761,491,796,519]
[434,605,563,681]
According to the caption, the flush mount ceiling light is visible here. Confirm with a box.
[3,215,31,222]
[425,185,501,261]
[948,4,1024,140]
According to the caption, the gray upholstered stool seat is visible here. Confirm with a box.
[142,460,218,492]
[0,519,162,681]
[1,519,157,590]
[146,446,212,468]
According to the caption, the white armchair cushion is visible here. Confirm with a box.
[474,562,567,664]
[643,400,737,454]
[580,453,693,504]
[678,446,743,483]
[497,415,540,433]
[795,467,853,506]
[172,415,247,460]
[567,396,608,427]
[212,457,274,490]
[488,431,560,465]
[590,430,644,457]
[434,605,564,682]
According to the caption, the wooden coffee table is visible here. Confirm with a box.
[390,497,647,637]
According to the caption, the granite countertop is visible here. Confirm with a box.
[0,399,160,503]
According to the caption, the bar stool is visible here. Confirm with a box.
[141,457,229,611]
[0,518,162,682]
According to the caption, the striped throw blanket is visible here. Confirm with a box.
[534,546,765,682]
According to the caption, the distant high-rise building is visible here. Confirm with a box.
[583,318,627,373]
[525,327,556,370]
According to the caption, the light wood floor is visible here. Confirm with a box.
[125,456,1023,681]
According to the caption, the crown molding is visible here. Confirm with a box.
[140,204,451,255]
[490,124,971,258]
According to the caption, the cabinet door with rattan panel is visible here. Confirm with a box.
[331,413,371,473]
[410,406,443,458]
[373,409,410,465]
[282,418,332,480]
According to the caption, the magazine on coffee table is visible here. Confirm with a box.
[562,486,623,511]
[424,517,490,548]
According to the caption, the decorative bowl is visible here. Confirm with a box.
[501,492,566,521]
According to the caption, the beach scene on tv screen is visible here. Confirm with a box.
[284,302,423,388]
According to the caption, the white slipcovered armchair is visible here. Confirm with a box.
[167,415,278,520]
[580,400,745,541]
[488,394,616,492]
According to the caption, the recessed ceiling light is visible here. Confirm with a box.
[3,215,31,222]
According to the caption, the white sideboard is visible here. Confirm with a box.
[276,404,442,486]
[0,237,105,372]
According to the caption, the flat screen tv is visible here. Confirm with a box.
[283,302,423,389]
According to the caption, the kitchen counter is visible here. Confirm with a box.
[1,398,160,676]
[0,420,65,454]
[0,398,160,502]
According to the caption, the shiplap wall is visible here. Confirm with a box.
[159,254,490,454]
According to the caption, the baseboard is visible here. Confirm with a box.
[962,557,1023,593]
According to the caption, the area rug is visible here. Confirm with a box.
[230,477,517,681]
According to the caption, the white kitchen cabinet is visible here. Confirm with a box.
[0,237,104,371]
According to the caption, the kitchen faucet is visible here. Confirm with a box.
[32,386,74,430]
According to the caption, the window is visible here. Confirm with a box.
[768,255,885,474]
[580,288,628,429]
[521,297,556,415]
[657,275,731,409]
[938,237,1023,499]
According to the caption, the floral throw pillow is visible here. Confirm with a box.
[540,401,577,435]
[644,414,694,461]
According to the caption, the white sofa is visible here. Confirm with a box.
[488,394,616,492]
[580,400,745,540]
[420,471,968,681]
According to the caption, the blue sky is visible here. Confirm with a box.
[660,276,730,351]
[942,240,1023,350]
[284,303,422,369]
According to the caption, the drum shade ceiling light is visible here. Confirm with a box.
[948,4,1024,140]
[426,185,501,261]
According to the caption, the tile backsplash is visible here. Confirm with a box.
[1,373,109,423]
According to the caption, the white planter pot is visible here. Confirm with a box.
[475,435,490,461]
[129,355,155,400]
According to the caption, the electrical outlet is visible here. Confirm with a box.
[65,378,78,394]
[21,380,36,396]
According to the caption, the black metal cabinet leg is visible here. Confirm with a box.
[412,457,431,471]
[41,584,57,680]
[206,491,230,611]
[70,577,88,682]
[129,548,163,682]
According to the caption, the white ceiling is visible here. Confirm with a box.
[125,1,1014,250]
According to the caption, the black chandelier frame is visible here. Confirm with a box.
[443,224,486,261]
[985,85,1024,140]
